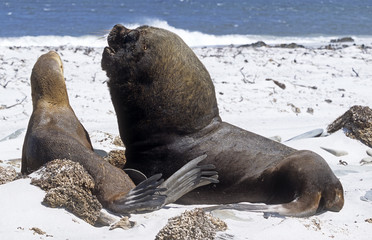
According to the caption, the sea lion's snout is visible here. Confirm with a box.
[107,24,139,52]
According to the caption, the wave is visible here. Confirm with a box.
[1,19,371,48]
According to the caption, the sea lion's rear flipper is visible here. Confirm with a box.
[159,154,219,205]
[108,174,167,214]
[108,155,218,214]
[203,192,323,218]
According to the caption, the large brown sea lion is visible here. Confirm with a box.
[22,51,218,214]
[101,25,344,217]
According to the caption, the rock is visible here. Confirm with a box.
[269,135,282,143]
[109,216,136,230]
[285,129,324,142]
[328,105,372,148]
[287,103,301,114]
[0,128,26,142]
[360,157,372,165]
[95,210,119,227]
[30,227,46,235]
[112,136,124,147]
[238,41,267,48]
[366,149,372,157]
[307,108,314,114]
[104,149,126,169]
[266,78,286,90]
[275,43,305,48]
[31,159,102,225]
[360,189,372,202]
[330,37,354,43]
[44,186,102,225]
[320,147,348,157]
[0,165,17,185]
[155,208,227,240]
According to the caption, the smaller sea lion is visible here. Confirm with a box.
[22,51,218,214]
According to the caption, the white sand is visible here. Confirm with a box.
[1,39,372,239]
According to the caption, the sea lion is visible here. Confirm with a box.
[101,24,344,217]
[22,51,218,214]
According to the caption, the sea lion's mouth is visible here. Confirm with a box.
[107,24,140,53]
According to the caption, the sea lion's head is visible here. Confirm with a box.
[31,51,68,108]
[102,25,220,145]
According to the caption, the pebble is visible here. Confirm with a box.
[320,147,348,157]
[360,157,372,165]
[366,149,372,157]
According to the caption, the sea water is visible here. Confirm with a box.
[1,0,372,47]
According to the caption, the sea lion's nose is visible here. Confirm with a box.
[113,24,129,35]
[124,30,140,43]
[108,24,130,49]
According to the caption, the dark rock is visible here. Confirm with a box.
[330,37,354,43]
[238,41,267,48]
[328,105,372,148]
[275,43,305,48]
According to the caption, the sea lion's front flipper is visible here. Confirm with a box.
[107,174,167,214]
[159,155,219,205]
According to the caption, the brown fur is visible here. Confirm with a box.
[22,51,135,208]
[102,25,344,217]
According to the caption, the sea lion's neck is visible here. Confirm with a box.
[125,116,222,153]
[31,83,70,109]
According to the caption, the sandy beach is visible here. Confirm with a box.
[1,39,372,239]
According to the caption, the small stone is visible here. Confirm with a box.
[104,150,126,169]
[320,147,348,157]
[95,210,118,227]
[287,103,301,114]
[307,108,314,114]
[269,136,282,142]
[30,227,45,235]
[360,157,372,165]
[0,165,17,185]
[366,149,372,157]
[112,136,124,147]
[109,216,136,230]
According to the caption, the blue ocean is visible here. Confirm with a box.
[1,0,372,47]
